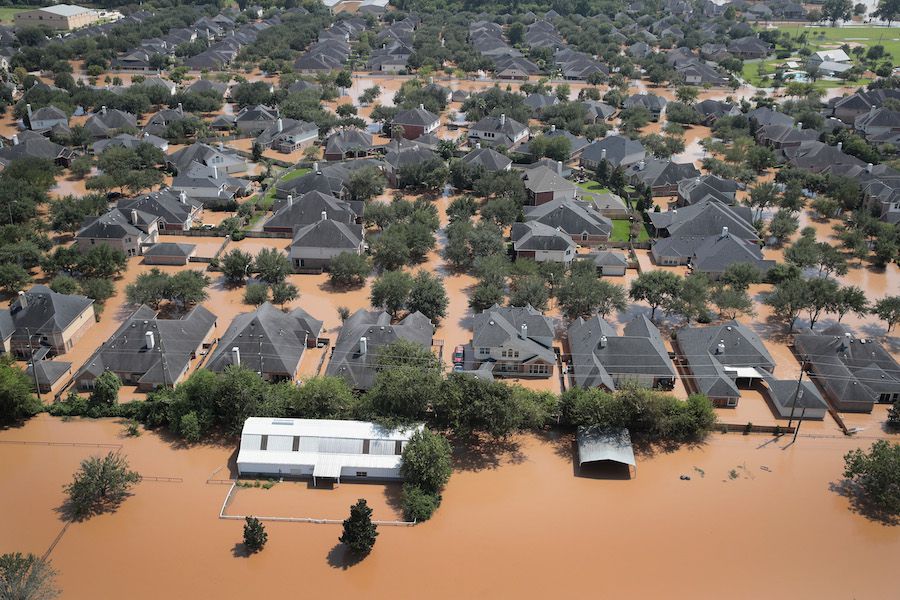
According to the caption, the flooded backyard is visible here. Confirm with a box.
[1,414,897,599]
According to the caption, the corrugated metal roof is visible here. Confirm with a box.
[240,417,421,441]
[576,426,636,467]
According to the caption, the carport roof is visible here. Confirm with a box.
[576,426,636,467]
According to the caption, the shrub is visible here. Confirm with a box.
[401,484,441,522]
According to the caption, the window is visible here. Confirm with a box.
[726,397,738,407]
[501,348,520,359]
[478,347,490,356]
[528,364,549,375]
[581,232,588,242]
[355,471,368,477]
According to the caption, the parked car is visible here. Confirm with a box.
[452,345,465,364]
[452,364,464,373]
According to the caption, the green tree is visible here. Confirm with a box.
[90,371,121,407]
[828,285,868,322]
[79,279,114,306]
[765,277,808,331]
[406,271,448,323]
[49,274,80,296]
[0,264,31,295]
[747,182,779,221]
[329,252,370,288]
[125,268,171,309]
[291,377,357,419]
[822,0,853,25]
[710,285,755,319]
[340,499,378,555]
[370,270,414,318]
[557,268,627,320]
[873,296,900,332]
[629,271,682,321]
[804,276,840,329]
[666,274,710,323]
[253,248,291,285]
[400,429,452,494]
[243,283,269,306]
[0,358,40,425]
[720,263,762,291]
[271,281,299,308]
[469,279,505,312]
[78,245,127,279]
[168,270,209,308]
[179,412,201,443]
[0,553,60,600]
[346,167,385,203]
[873,0,900,25]
[508,274,549,311]
[768,209,799,245]
[843,440,900,517]
[371,226,411,271]
[675,86,699,104]
[220,249,254,286]
[242,516,267,553]
[63,452,141,519]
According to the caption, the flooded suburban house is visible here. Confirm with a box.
[206,302,323,382]
[470,305,556,378]
[0,286,95,357]
[566,314,676,391]
[74,305,217,391]
[326,309,434,391]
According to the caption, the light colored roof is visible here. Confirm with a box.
[239,417,421,441]
[577,426,636,467]
[36,4,93,17]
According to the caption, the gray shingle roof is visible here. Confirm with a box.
[325,309,434,390]
[0,285,93,342]
[794,324,900,410]
[206,302,322,378]
[568,315,675,390]
[522,165,577,195]
[471,304,556,363]
[265,191,357,230]
[676,320,775,397]
[461,147,512,171]
[511,221,576,253]
[77,305,217,388]
[143,242,195,258]
[581,135,646,167]
[525,198,612,238]
[291,219,363,251]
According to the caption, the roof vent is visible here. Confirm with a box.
[599,334,607,348]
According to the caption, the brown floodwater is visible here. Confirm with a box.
[1,414,898,599]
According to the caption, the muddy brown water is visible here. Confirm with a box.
[1,414,898,599]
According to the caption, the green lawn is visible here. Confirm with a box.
[774,25,900,61]
[576,181,610,195]
[741,56,870,89]
[0,7,28,22]
[611,219,650,243]
[743,25,900,89]
[256,167,311,210]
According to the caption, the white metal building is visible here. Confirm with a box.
[236,418,423,484]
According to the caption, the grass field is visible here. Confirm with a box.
[611,219,650,242]
[0,7,27,22]
[740,25,900,89]
[774,25,900,60]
